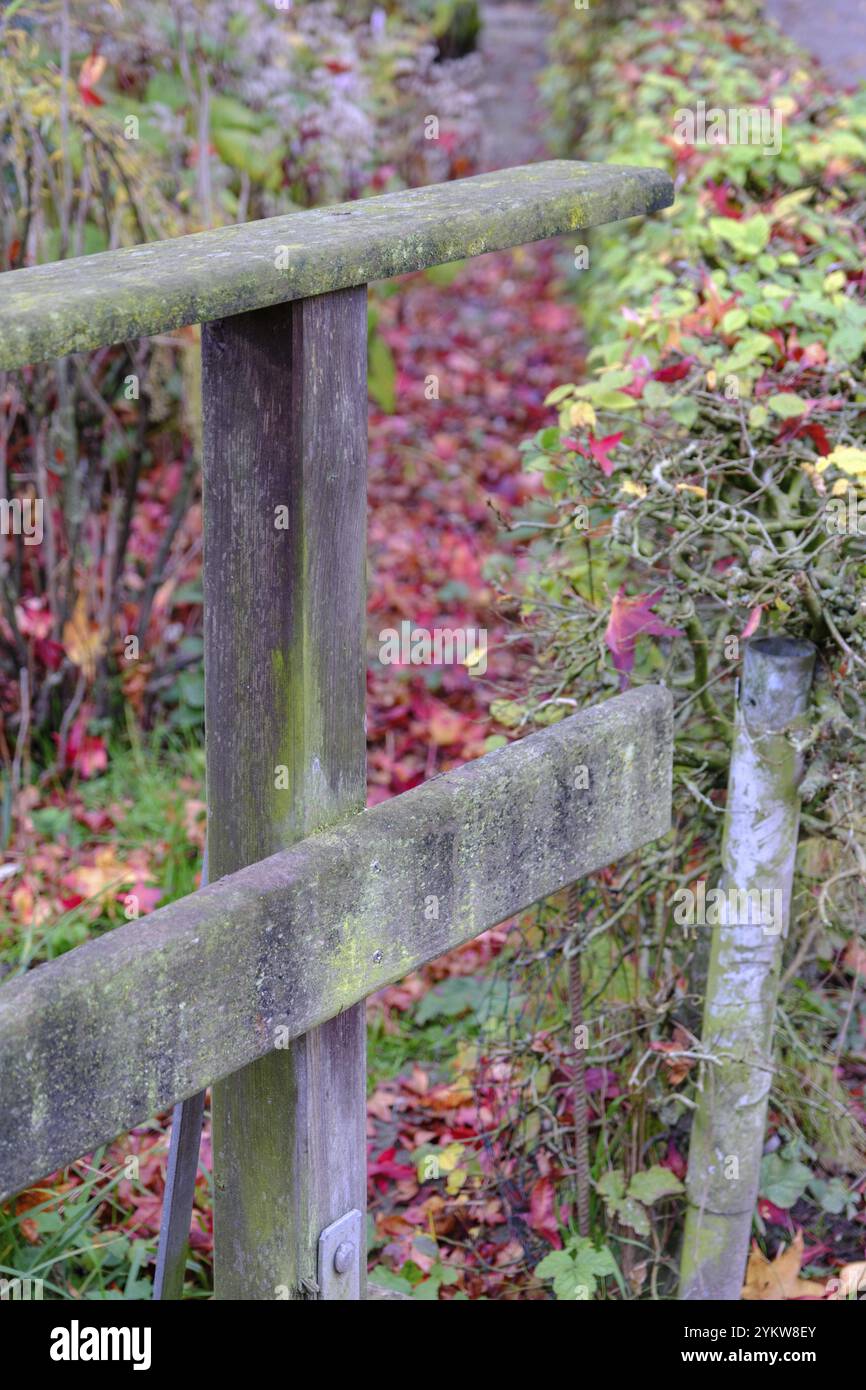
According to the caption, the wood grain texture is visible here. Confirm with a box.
[0,686,673,1204]
[0,161,673,368]
[202,289,368,1299]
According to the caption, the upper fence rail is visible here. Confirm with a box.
[0,161,672,370]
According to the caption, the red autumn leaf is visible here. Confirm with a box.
[528,1175,562,1248]
[661,1139,688,1182]
[35,638,65,671]
[16,597,54,640]
[706,181,742,217]
[54,714,108,779]
[783,421,831,455]
[568,431,624,477]
[653,358,694,383]
[604,587,683,689]
[368,1145,416,1189]
[741,605,762,639]
[757,1198,795,1229]
[78,53,107,106]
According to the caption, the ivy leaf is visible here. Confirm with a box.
[759,1152,812,1209]
[596,1169,626,1204]
[617,1198,651,1236]
[535,1240,619,1300]
[627,1165,685,1204]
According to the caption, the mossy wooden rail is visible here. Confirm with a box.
[0,159,674,1301]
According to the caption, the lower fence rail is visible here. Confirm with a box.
[0,685,671,1215]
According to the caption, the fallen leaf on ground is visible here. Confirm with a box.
[741,1230,827,1300]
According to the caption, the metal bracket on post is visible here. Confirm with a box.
[317,1209,363,1300]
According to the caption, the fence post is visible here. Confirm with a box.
[202,288,368,1299]
[679,636,816,1300]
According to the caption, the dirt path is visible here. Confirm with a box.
[765,0,866,83]
[477,1,552,169]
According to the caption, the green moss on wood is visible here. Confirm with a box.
[0,685,672,1202]
[0,162,673,369]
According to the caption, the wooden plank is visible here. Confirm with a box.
[152,1089,206,1300]
[153,846,208,1301]
[0,161,673,369]
[202,290,369,1299]
[0,686,672,1205]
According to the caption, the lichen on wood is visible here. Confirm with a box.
[679,638,816,1301]
[0,684,672,1203]
[0,161,673,369]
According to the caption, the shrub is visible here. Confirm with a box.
[499,0,866,1280]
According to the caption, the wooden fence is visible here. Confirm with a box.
[0,160,674,1300]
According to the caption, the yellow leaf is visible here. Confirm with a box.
[742,1230,826,1301]
[446,1168,468,1195]
[66,847,131,904]
[800,461,826,495]
[569,402,597,430]
[619,479,647,499]
[62,596,105,683]
[817,446,866,476]
[437,1143,465,1174]
[830,478,850,497]
[675,483,708,498]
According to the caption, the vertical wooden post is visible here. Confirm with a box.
[202,288,368,1300]
[679,637,816,1300]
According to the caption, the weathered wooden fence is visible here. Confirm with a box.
[0,160,674,1300]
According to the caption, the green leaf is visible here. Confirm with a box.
[596,1169,626,1203]
[369,1267,413,1295]
[211,126,282,184]
[627,1165,685,1204]
[670,397,698,427]
[536,1240,618,1300]
[210,93,266,133]
[535,1250,573,1280]
[767,392,808,418]
[709,215,771,259]
[544,384,577,406]
[571,1239,618,1290]
[807,1177,857,1216]
[368,332,396,414]
[721,307,748,334]
[759,1152,812,1209]
[616,1198,651,1236]
[537,425,561,450]
[412,1276,441,1299]
[642,380,670,407]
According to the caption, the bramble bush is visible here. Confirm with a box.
[498,0,866,1292]
[0,1,482,790]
